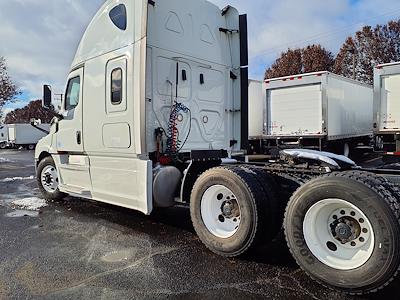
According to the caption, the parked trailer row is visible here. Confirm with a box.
[34,0,400,296]
[249,62,400,159]
[249,72,374,156]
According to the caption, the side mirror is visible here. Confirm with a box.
[43,85,52,109]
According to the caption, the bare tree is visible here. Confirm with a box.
[0,57,20,118]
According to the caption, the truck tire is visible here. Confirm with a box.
[37,157,67,201]
[190,166,275,257]
[284,171,400,295]
[0,143,5,149]
[240,166,281,236]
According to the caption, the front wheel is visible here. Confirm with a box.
[37,157,67,201]
[284,172,400,295]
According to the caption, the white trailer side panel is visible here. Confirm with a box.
[248,80,265,138]
[327,76,373,139]
[379,74,400,131]
[8,124,49,145]
[267,84,323,136]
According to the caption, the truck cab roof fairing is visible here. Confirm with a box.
[71,0,148,69]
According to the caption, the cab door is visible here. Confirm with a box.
[57,68,84,152]
[55,68,92,195]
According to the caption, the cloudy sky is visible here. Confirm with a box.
[1,0,400,114]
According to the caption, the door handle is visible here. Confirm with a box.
[76,131,82,145]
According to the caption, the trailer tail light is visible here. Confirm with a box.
[385,152,400,156]
[290,77,295,80]
[298,76,302,80]
[376,66,383,69]
[373,123,377,129]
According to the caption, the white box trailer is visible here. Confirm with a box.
[8,124,50,150]
[250,72,373,155]
[373,62,400,154]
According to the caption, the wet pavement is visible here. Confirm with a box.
[0,150,399,299]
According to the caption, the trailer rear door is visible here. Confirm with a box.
[267,84,323,136]
[8,127,15,142]
[380,74,400,130]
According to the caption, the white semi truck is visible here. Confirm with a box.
[7,123,50,150]
[35,0,400,295]
[373,62,400,156]
[249,72,373,157]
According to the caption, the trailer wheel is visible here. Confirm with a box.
[27,144,35,151]
[37,157,66,201]
[190,166,274,257]
[0,143,5,149]
[284,172,400,295]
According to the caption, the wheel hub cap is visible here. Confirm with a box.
[303,199,375,270]
[41,165,59,193]
[331,217,361,244]
[201,185,241,239]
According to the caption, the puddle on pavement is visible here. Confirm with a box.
[5,210,39,218]
[101,250,133,263]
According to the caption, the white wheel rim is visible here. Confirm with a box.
[303,199,374,270]
[201,185,241,239]
[41,165,59,193]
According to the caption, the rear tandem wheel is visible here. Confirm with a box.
[190,166,279,257]
[284,171,400,295]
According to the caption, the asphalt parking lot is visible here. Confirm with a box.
[0,150,399,299]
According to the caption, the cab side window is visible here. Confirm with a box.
[65,76,80,111]
[111,68,122,105]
